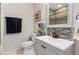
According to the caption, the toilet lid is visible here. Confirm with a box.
[22,41,34,47]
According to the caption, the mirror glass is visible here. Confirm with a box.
[49,3,68,25]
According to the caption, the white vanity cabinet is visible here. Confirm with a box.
[34,39,47,55]
[44,42,64,55]
[34,36,74,55]
[34,39,64,55]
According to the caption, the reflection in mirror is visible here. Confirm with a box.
[49,3,68,25]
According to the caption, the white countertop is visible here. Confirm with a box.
[35,36,74,51]
[74,36,79,40]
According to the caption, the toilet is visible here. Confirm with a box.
[21,33,36,54]
[21,41,34,54]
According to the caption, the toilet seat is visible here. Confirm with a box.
[21,41,34,47]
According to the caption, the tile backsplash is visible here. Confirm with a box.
[47,28,72,40]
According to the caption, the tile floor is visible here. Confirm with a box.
[2,47,35,55]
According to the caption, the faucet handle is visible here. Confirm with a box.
[52,32,59,38]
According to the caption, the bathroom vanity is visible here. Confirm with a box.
[34,36,74,55]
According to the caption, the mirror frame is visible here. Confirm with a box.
[46,3,72,28]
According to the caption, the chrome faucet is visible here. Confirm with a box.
[52,32,58,38]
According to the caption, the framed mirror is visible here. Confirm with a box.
[49,3,68,25]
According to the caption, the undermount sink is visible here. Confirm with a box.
[34,36,74,55]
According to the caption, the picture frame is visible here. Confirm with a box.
[34,10,41,22]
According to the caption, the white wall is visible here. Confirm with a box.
[72,4,79,39]
[72,4,79,27]
[0,4,1,44]
[33,3,47,33]
[1,3,33,52]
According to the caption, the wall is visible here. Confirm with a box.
[0,4,1,44]
[72,3,79,27]
[72,3,79,39]
[47,28,72,40]
[1,3,33,52]
[72,4,79,54]
[33,3,47,34]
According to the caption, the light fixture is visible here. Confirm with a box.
[58,4,62,8]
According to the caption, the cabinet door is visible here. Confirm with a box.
[75,40,79,55]
[34,39,47,55]
[44,43,64,55]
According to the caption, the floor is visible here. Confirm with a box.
[2,46,35,55]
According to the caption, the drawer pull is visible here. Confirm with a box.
[41,45,46,49]
[43,46,46,49]
[41,45,44,47]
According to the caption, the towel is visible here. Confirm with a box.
[5,17,22,33]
